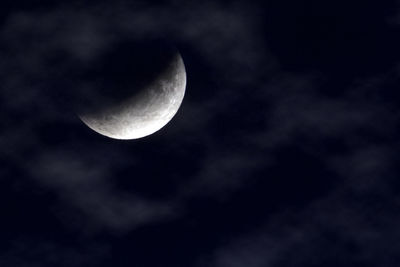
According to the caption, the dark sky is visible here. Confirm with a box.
[1,0,400,266]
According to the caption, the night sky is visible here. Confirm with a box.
[1,0,400,266]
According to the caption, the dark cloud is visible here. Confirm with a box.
[2,0,398,227]
[28,147,177,232]
[0,238,108,267]
[0,0,399,266]
[0,0,273,232]
[200,143,400,267]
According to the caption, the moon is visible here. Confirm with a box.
[77,47,186,140]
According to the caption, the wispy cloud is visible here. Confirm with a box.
[201,143,400,267]
[0,237,108,267]
[0,4,399,265]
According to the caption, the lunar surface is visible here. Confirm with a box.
[78,52,186,140]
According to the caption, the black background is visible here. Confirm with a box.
[1,0,400,266]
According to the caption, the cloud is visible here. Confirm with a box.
[25,144,178,233]
[0,0,273,233]
[0,238,108,267]
[0,0,398,243]
[169,65,399,204]
[202,144,400,267]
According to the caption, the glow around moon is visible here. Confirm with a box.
[79,53,186,140]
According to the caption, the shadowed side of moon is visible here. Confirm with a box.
[75,40,186,140]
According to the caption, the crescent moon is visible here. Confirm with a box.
[78,52,186,140]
